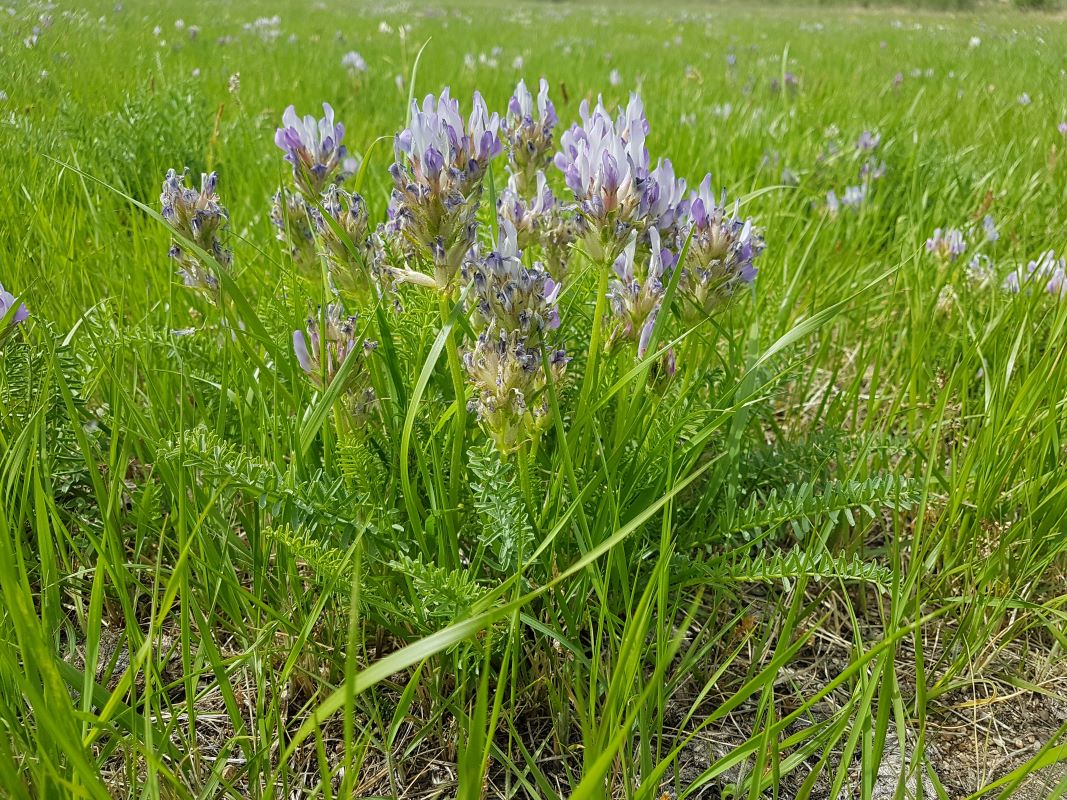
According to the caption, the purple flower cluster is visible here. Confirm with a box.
[926,228,967,262]
[463,219,567,453]
[385,89,502,290]
[270,188,317,271]
[274,103,349,198]
[160,168,232,294]
[607,230,676,358]
[463,325,567,453]
[465,220,561,337]
[503,78,558,194]
[293,304,378,419]
[553,95,686,256]
[676,177,764,320]
[1004,251,1067,299]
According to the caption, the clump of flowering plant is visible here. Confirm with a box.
[926,228,966,262]
[160,168,232,294]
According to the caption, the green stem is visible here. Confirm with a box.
[438,292,467,557]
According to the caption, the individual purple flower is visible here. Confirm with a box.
[0,282,29,345]
[160,168,231,293]
[607,229,676,358]
[926,228,966,262]
[981,214,998,243]
[1003,251,1067,299]
[274,103,348,198]
[675,176,764,320]
[826,190,841,215]
[856,130,881,151]
[860,159,887,180]
[293,304,378,419]
[503,78,558,193]
[967,254,996,287]
[386,88,502,290]
[770,72,800,93]
[1059,121,1067,136]
[842,185,865,209]
[341,50,367,74]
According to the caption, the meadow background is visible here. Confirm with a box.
[1,0,1067,797]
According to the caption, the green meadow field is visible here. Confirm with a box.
[2,0,1067,797]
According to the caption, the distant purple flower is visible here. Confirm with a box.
[1058,121,1067,136]
[842,185,866,209]
[1018,93,1031,106]
[609,68,622,86]
[826,190,841,215]
[1004,250,1067,299]
[860,159,887,180]
[504,78,558,192]
[726,53,737,67]
[968,254,996,287]
[274,103,348,198]
[926,228,966,262]
[856,130,881,151]
[770,72,800,93]
[981,214,998,243]
[341,50,367,74]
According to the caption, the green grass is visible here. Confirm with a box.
[2,0,1067,797]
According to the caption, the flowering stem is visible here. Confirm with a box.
[438,292,467,543]
[574,249,612,455]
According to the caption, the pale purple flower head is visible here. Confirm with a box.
[293,304,377,418]
[504,78,558,191]
[387,88,502,289]
[554,94,685,251]
[341,50,367,74]
[826,190,841,215]
[395,88,502,192]
[856,130,881,151]
[926,228,966,262]
[842,184,866,209]
[1059,121,1067,136]
[1004,250,1067,299]
[465,218,561,337]
[607,229,677,357]
[981,214,998,243]
[675,175,764,318]
[274,103,348,198]
[160,168,231,292]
